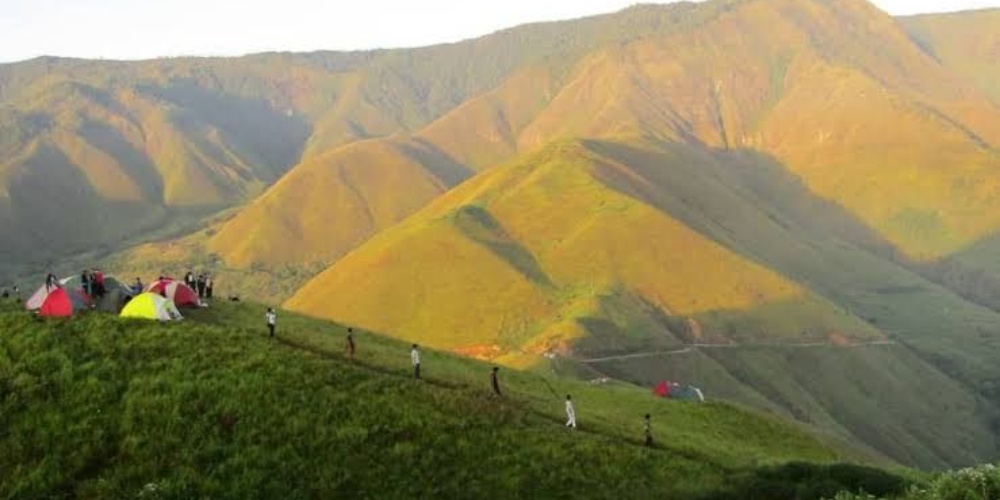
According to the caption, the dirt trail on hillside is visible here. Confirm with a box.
[578,340,898,363]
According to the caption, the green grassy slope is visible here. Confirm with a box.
[286,138,1000,469]
[0,299,908,499]
[583,344,991,470]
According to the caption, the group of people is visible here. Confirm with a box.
[183,271,214,300]
[80,269,107,299]
[265,308,656,447]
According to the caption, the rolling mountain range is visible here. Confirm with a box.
[5,0,1000,470]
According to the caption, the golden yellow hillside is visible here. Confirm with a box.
[286,141,882,359]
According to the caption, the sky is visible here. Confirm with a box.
[1,0,998,63]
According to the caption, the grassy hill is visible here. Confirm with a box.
[284,138,1000,470]
[0,299,913,499]
[11,0,1000,476]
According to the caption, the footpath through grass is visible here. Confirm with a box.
[1,300,910,498]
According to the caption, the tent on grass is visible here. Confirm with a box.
[26,281,90,317]
[146,279,201,308]
[653,381,705,402]
[120,293,183,321]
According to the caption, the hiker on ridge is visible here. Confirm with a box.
[346,328,356,360]
[644,414,653,447]
[266,308,277,338]
[565,395,577,429]
[491,367,502,397]
[411,344,421,379]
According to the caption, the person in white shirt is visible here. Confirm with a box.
[411,344,421,379]
[266,308,277,338]
[565,394,577,429]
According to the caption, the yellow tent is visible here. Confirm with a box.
[120,293,183,321]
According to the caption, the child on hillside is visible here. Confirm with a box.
[266,308,277,338]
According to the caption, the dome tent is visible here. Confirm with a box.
[120,293,183,321]
[26,280,89,317]
[146,279,201,308]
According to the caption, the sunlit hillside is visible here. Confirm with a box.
[11,0,1000,473]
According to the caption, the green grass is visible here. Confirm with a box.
[0,299,909,498]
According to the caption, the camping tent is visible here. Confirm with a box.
[653,381,670,398]
[94,276,129,313]
[120,293,183,321]
[146,279,200,308]
[58,275,130,313]
[26,282,89,317]
[653,381,705,402]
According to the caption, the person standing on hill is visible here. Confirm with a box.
[491,367,502,397]
[644,414,653,447]
[266,308,277,338]
[184,271,195,289]
[205,274,214,299]
[565,395,577,429]
[411,344,421,379]
[196,274,206,299]
[79,270,89,295]
[346,328,356,360]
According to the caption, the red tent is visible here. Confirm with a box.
[653,381,670,398]
[146,279,200,308]
[39,288,74,317]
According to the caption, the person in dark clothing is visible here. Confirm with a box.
[196,274,206,299]
[411,344,421,379]
[93,269,105,298]
[205,275,214,299]
[133,278,144,296]
[80,271,90,295]
[491,367,502,397]
[184,271,195,289]
[346,328,356,360]
[644,414,653,447]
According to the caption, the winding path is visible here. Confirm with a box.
[578,340,898,363]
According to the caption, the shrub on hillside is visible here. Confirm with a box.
[703,462,910,500]
[830,463,1000,500]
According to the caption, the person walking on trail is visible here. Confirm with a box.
[266,308,277,338]
[346,328,356,360]
[644,414,653,447]
[565,395,577,429]
[411,344,421,379]
[491,367,502,397]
